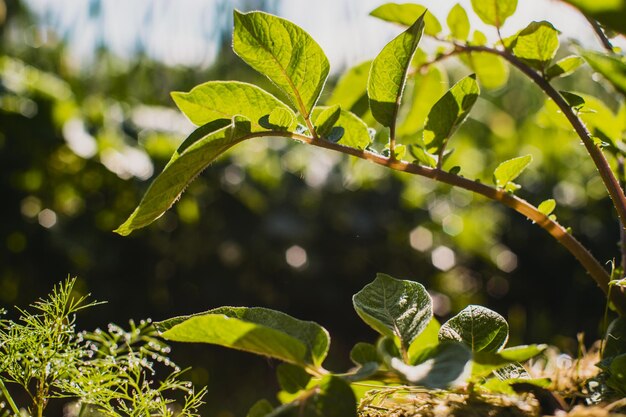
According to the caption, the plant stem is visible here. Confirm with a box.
[0,379,21,416]
[260,131,626,314]
[456,44,626,237]
[586,16,614,52]
[618,156,626,274]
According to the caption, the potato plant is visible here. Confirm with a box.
[115,0,626,415]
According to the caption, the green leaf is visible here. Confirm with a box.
[326,60,371,113]
[350,342,380,366]
[560,91,586,108]
[387,341,472,388]
[314,105,341,138]
[583,51,626,97]
[233,10,329,118]
[546,55,584,80]
[260,108,297,131]
[155,306,330,368]
[605,317,626,358]
[607,354,626,394]
[447,4,470,40]
[368,14,426,131]
[439,305,509,353]
[353,273,433,352]
[409,145,438,168]
[493,154,533,189]
[311,107,371,149]
[247,399,274,417]
[470,0,517,27]
[369,3,442,36]
[506,21,560,71]
[171,81,297,129]
[398,65,449,136]
[563,0,626,36]
[460,51,509,90]
[408,317,441,364]
[472,344,547,378]
[537,199,556,216]
[423,74,480,156]
[277,363,312,394]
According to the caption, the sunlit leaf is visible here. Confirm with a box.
[233,10,329,118]
[155,306,330,368]
[314,105,341,138]
[326,60,371,113]
[353,273,433,352]
[505,21,559,71]
[493,155,533,189]
[398,65,448,136]
[583,51,626,97]
[368,14,426,131]
[447,3,470,40]
[370,3,442,36]
[311,107,370,149]
[460,49,509,90]
[439,305,509,353]
[408,317,441,364]
[563,0,626,36]
[537,199,556,216]
[470,0,517,27]
[472,344,547,378]
[546,55,584,80]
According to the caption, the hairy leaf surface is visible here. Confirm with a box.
[439,305,509,353]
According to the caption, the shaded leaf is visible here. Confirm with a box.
[311,107,371,149]
[493,155,533,189]
[470,0,517,27]
[546,55,584,80]
[506,21,560,71]
[233,10,329,118]
[563,0,626,36]
[583,51,626,97]
[560,91,585,108]
[439,305,509,353]
[277,363,312,394]
[260,108,297,131]
[155,306,330,368]
[369,3,442,36]
[368,14,426,130]
[423,74,480,156]
[350,342,380,366]
[326,60,371,112]
[314,105,341,137]
[447,3,470,40]
[353,273,433,352]
[247,399,274,417]
[604,317,626,358]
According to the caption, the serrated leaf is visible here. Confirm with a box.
[470,0,517,27]
[408,317,441,364]
[546,55,584,80]
[171,81,297,130]
[326,60,371,113]
[506,21,559,71]
[605,317,626,358]
[387,341,472,388]
[368,14,425,132]
[423,74,479,156]
[277,363,312,394]
[311,107,370,149]
[563,0,626,36]
[583,51,626,97]
[398,65,449,136]
[447,3,470,40]
[353,273,433,353]
[560,91,585,108]
[314,105,341,137]
[537,199,556,216]
[247,399,274,417]
[350,342,380,366]
[439,305,509,353]
[369,3,442,36]
[460,50,509,90]
[233,10,329,118]
[493,154,533,189]
[155,306,330,368]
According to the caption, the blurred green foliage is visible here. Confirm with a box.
[1,0,625,415]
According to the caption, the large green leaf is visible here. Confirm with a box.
[447,3,470,40]
[423,74,479,155]
[311,107,371,149]
[439,305,509,353]
[506,21,560,71]
[563,0,626,36]
[155,306,330,368]
[326,60,371,112]
[398,65,448,136]
[233,10,329,119]
[368,14,425,132]
[470,0,518,27]
[353,273,433,352]
[171,81,296,129]
[583,51,626,97]
[369,3,442,36]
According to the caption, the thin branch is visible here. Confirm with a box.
[586,16,614,52]
[265,131,626,314]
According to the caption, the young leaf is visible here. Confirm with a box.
[409,145,438,168]
[311,107,371,149]
[368,14,426,132]
[537,199,556,216]
[439,305,509,353]
[560,91,586,108]
[398,65,449,135]
[314,105,341,138]
[326,60,371,112]
[447,3,470,41]
[387,342,472,388]
[247,399,274,417]
[350,342,380,366]
[155,306,330,368]
[470,0,517,27]
[277,363,312,394]
[233,10,329,119]
[407,317,441,364]
[171,81,298,130]
[493,154,533,189]
[353,273,433,353]
[583,51,626,97]
[369,3,442,36]
[546,55,584,80]
[506,21,560,71]
[423,74,480,156]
